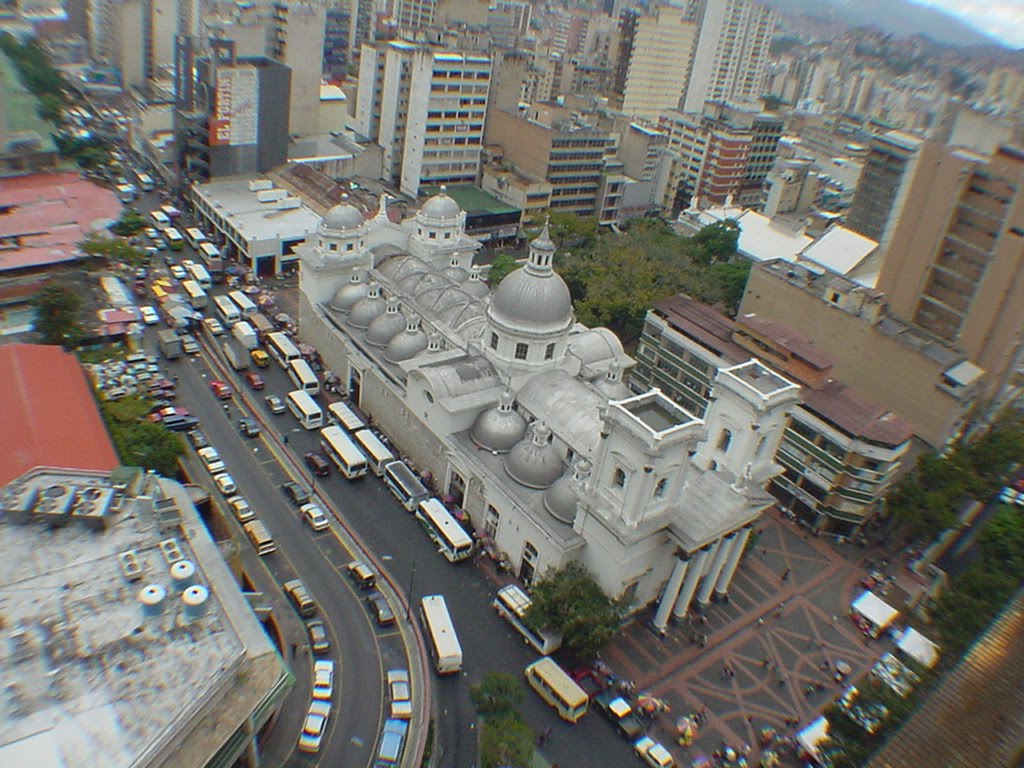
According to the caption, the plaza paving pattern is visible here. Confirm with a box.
[602,512,896,766]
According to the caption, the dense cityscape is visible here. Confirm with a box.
[1,0,1023,767]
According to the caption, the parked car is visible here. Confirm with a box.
[227,495,254,523]
[387,669,412,719]
[376,718,409,765]
[238,417,262,438]
[312,659,334,700]
[197,446,225,474]
[346,561,377,590]
[634,737,675,768]
[297,700,332,754]
[187,429,209,449]
[140,306,159,325]
[366,591,395,626]
[307,619,330,654]
[300,502,329,531]
[212,472,237,496]
[282,481,311,506]
[265,394,285,414]
[163,414,199,431]
[169,265,187,280]
[284,578,317,617]
[304,451,331,477]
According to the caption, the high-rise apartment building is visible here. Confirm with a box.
[356,41,490,197]
[322,5,352,81]
[682,0,776,113]
[270,0,326,137]
[618,8,697,121]
[877,144,1024,399]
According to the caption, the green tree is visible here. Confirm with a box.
[100,397,185,477]
[486,253,520,287]
[37,92,65,124]
[31,284,83,347]
[480,713,534,768]
[110,210,148,237]
[690,219,740,265]
[80,235,147,266]
[470,673,523,717]
[545,213,598,251]
[526,561,624,659]
[978,506,1024,580]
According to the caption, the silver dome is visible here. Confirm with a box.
[385,317,429,363]
[504,422,563,489]
[595,361,630,399]
[365,300,406,347]
[329,275,369,313]
[420,187,461,220]
[347,284,385,329]
[543,474,578,523]
[322,202,365,231]
[489,266,573,330]
[470,391,527,453]
[463,269,489,298]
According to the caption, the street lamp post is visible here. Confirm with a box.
[405,560,417,622]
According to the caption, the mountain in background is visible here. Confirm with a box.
[763,0,1007,49]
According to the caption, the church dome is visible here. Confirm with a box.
[463,267,489,298]
[470,391,527,453]
[488,220,572,332]
[365,299,406,347]
[329,274,368,313]
[504,422,563,489]
[543,474,579,524]
[420,186,461,220]
[347,283,384,329]
[322,201,365,231]
[385,316,429,363]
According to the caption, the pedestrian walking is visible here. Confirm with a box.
[781,568,791,583]
[283,435,289,445]
[757,617,765,628]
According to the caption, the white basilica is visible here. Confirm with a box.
[297,189,800,631]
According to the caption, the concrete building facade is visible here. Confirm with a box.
[270,0,326,138]
[619,8,697,121]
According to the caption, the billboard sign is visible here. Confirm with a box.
[209,66,259,147]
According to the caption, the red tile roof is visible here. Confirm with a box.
[653,294,747,362]
[0,343,119,485]
[801,379,913,447]
[736,313,834,370]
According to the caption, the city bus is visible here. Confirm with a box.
[320,426,368,480]
[420,595,463,675]
[181,279,208,309]
[327,401,365,434]
[352,429,395,476]
[136,172,155,192]
[288,358,320,396]
[415,498,473,563]
[525,657,589,723]
[184,227,207,249]
[186,263,212,289]
[287,389,324,430]
[267,331,302,368]
[493,584,563,655]
[228,289,258,319]
[383,460,430,512]
[150,210,170,230]
[212,294,241,327]
[164,227,184,250]
[197,242,223,282]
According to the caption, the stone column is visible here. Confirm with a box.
[714,526,752,598]
[673,546,711,618]
[653,555,689,633]
[697,534,735,606]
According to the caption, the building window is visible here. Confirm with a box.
[654,478,667,498]
[717,429,732,452]
[515,342,528,360]
[329,242,338,251]
[544,342,555,360]
[428,231,436,239]
[612,467,626,488]
[485,505,500,537]
[346,242,354,251]
[444,231,451,239]
[490,332,499,350]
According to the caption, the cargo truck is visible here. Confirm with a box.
[222,338,250,370]
[157,329,182,360]
[232,320,258,350]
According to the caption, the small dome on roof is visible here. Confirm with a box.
[504,422,563,489]
[543,474,578,523]
[470,391,527,453]
[385,316,429,363]
[322,199,365,231]
[330,274,369,313]
[365,299,406,347]
[347,283,384,329]
[419,186,461,220]
[463,267,489,298]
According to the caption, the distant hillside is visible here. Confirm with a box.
[763,0,1006,49]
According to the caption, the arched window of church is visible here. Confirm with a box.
[544,342,555,360]
[717,429,732,452]
[514,342,528,360]
[654,478,667,499]
[612,467,626,488]
[489,332,498,350]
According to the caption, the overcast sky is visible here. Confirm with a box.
[911,0,1024,48]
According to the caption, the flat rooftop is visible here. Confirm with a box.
[192,176,320,243]
[719,359,800,401]
[0,468,287,768]
[421,185,519,216]
[612,390,702,437]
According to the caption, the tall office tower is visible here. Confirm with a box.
[844,130,941,249]
[681,0,776,113]
[610,8,639,105]
[323,4,352,81]
[876,144,1024,398]
[395,0,436,30]
[356,41,490,196]
[348,0,375,62]
[619,8,697,121]
[488,0,531,49]
[270,0,327,137]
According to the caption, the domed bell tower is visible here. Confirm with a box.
[299,196,372,307]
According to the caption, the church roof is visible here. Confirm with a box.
[517,369,606,458]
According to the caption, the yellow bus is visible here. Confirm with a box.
[524,657,589,723]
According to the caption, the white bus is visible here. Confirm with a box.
[164,227,184,250]
[228,289,258,318]
[187,262,212,289]
[416,499,473,563]
[287,389,323,430]
[197,242,223,281]
[353,430,395,477]
[150,210,170,230]
[267,331,302,368]
[184,227,207,249]
[136,172,155,192]
[212,294,240,326]
[288,358,320,396]
[181,279,208,309]
[525,657,589,723]
[420,595,463,675]
[493,584,563,655]
[383,460,430,512]
[320,426,368,480]
[327,401,366,433]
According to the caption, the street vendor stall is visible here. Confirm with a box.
[896,627,939,668]
[851,591,899,638]
[796,717,830,764]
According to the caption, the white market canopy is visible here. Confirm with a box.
[852,590,899,630]
[897,627,939,668]
[797,716,830,755]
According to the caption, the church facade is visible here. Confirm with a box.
[297,190,800,629]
